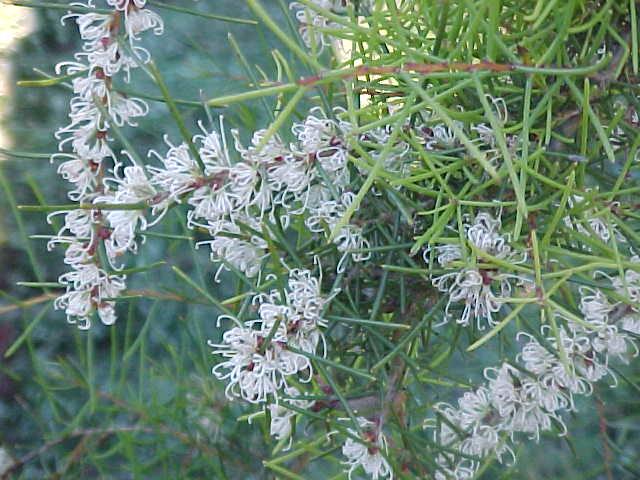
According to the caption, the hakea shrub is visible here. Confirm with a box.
[17,0,640,478]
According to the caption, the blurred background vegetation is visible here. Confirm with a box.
[0,1,639,479]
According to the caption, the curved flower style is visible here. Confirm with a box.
[430,212,530,328]
[49,0,163,327]
[427,271,640,479]
[210,269,329,404]
[341,417,393,480]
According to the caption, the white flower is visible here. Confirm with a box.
[578,287,615,324]
[148,137,200,200]
[108,93,149,127]
[232,129,314,207]
[426,267,640,480]
[186,121,240,226]
[305,191,371,271]
[430,213,529,328]
[187,180,234,227]
[96,160,161,261]
[269,402,296,442]
[234,128,289,166]
[48,0,162,332]
[64,96,101,131]
[210,324,283,404]
[622,315,640,335]
[105,161,158,204]
[287,268,327,323]
[284,268,330,356]
[359,124,411,175]
[124,5,164,39]
[258,301,315,375]
[290,1,336,52]
[48,209,95,246]
[57,121,114,163]
[551,327,610,385]
[562,194,625,245]
[76,40,137,79]
[292,107,351,187]
[53,153,98,200]
[485,362,568,441]
[571,287,638,362]
[60,239,93,267]
[267,155,314,207]
[425,243,462,267]
[195,120,233,171]
[210,319,304,403]
[433,459,476,480]
[55,263,126,329]
[211,271,328,403]
[612,260,640,305]
[520,376,569,418]
[456,387,493,432]
[64,92,148,132]
[468,96,509,167]
[61,0,162,86]
[228,161,272,214]
[341,417,392,480]
[451,386,514,461]
[518,334,559,377]
[106,0,147,9]
[485,364,521,417]
[459,425,506,460]
[56,60,108,101]
[465,212,516,259]
[428,403,462,447]
[266,386,313,447]
[433,268,517,328]
[422,123,460,150]
[471,122,496,147]
[184,141,271,224]
[61,5,112,50]
[199,219,267,280]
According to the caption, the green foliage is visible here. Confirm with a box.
[1,1,640,479]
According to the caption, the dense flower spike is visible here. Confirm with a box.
[49,0,163,326]
[146,107,372,281]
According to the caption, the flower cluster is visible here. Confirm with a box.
[49,0,163,329]
[341,417,392,480]
[149,108,371,280]
[427,264,640,480]
[267,386,314,446]
[290,0,382,53]
[562,193,625,246]
[289,0,348,53]
[429,212,529,329]
[49,2,377,330]
[613,257,640,335]
[210,269,328,442]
